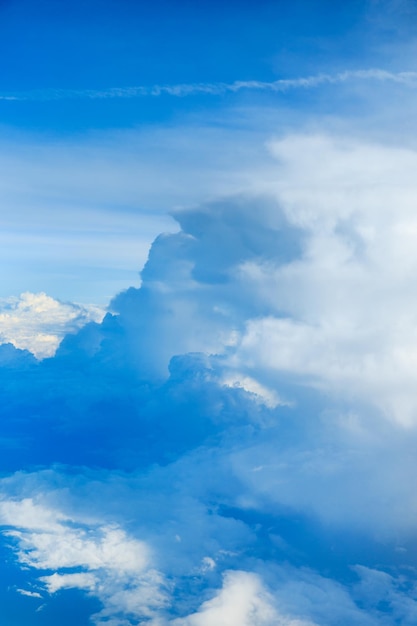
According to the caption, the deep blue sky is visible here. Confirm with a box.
[0,0,390,131]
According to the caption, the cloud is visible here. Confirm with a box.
[1,469,403,625]
[4,127,417,624]
[99,195,305,379]
[4,1,417,623]
[74,131,417,428]
[221,373,284,409]
[227,134,417,425]
[16,588,43,599]
[2,68,417,101]
[353,565,417,625]
[0,292,104,358]
[0,120,268,303]
[0,496,167,624]
[171,570,313,626]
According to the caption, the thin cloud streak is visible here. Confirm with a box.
[2,69,417,101]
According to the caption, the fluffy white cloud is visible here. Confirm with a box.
[40,572,97,593]
[0,497,167,624]
[89,132,417,427]
[223,134,417,426]
[0,497,67,531]
[0,292,104,358]
[172,570,314,626]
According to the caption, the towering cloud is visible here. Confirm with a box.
[2,133,417,625]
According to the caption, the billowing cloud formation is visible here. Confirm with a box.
[0,292,104,358]
[91,134,417,426]
[237,134,417,425]
[2,132,417,624]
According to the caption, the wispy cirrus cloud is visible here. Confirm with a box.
[2,69,417,101]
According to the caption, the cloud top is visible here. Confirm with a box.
[0,292,104,358]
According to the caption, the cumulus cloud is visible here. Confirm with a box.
[86,133,417,427]
[0,292,104,358]
[3,129,417,625]
[228,134,417,425]
[171,570,311,626]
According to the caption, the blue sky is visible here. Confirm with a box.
[1,0,417,302]
[3,1,417,625]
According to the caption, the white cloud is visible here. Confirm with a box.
[94,129,417,427]
[0,292,104,358]
[0,497,167,624]
[223,134,417,426]
[16,588,43,599]
[0,496,67,531]
[86,128,417,427]
[221,373,283,408]
[0,458,411,625]
[4,123,417,624]
[172,570,315,626]
[40,572,97,593]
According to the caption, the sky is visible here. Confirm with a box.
[3,0,417,624]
